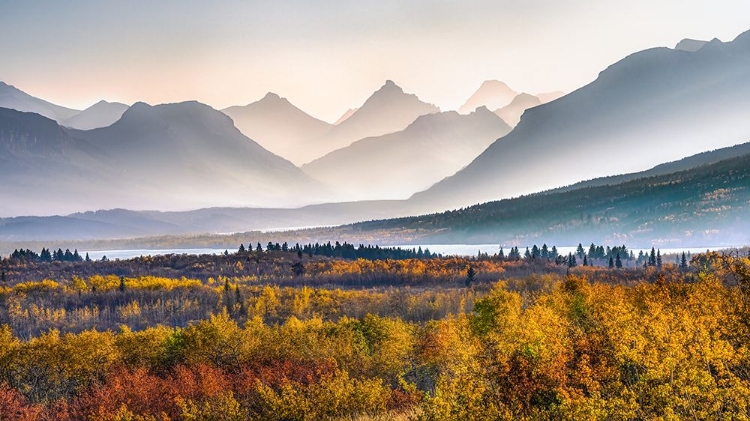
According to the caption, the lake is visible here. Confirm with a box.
[83,244,742,261]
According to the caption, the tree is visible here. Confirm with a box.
[568,253,577,268]
[541,244,549,258]
[498,247,505,260]
[465,265,476,287]
[608,256,614,268]
[656,249,662,268]
[256,242,263,252]
[583,255,588,266]
[576,243,585,259]
[85,252,91,262]
[649,247,657,267]
[615,253,622,268]
[119,276,126,292]
[680,252,688,269]
[550,246,559,259]
[238,244,246,253]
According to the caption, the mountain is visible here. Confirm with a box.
[63,100,129,130]
[309,80,439,162]
[302,107,512,200]
[5,138,750,243]
[411,29,750,211]
[0,81,79,123]
[222,93,333,166]
[334,108,358,125]
[536,91,565,104]
[339,149,750,247]
[0,102,329,216]
[0,107,116,216]
[458,80,517,114]
[675,38,708,52]
[494,93,542,127]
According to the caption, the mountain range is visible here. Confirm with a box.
[0,102,328,216]
[2,138,750,244]
[302,107,511,200]
[411,29,750,212]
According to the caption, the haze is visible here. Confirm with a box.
[1,0,749,122]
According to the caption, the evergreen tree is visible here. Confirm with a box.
[583,255,588,266]
[256,242,263,252]
[568,253,577,268]
[588,243,597,259]
[524,247,532,259]
[576,243,585,259]
[119,276,126,293]
[649,247,657,267]
[498,247,505,260]
[85,252,91,262]
[656,250,662,268]
[541,244,549,258]
[615,253,622,268]
[550,246,559,259]
[608,256,614,268]
[235,285,242,308]
[531,245,540,258]
[465,265,476,287]
[680,252,688,269]
[238,244,246,253]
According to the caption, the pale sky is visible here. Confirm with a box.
[1,0,749,123]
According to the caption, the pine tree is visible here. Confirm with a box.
[615,253,622,268]
[550,246,558,259]
[583,255,588,266]
[568,253,577,268]
[576,243,585,259]
[498,247,505,260]
[524,247,532,259]
[680,252,688,269]
[541,244,549,258]
[656,250,662,268]
[85,252,91,262]
[649,247,657,266]
[256,242,263,252]
[238,244,246,253]
[465,265,476,287]
[608,256,614,268]
[119,276,126,293]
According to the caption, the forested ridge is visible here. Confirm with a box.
[346,153,750,245]
[1,248,750,419]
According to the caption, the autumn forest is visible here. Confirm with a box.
[0,246,749,420]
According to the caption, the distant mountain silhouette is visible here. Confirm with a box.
[302,107,512,200]
[458,80,517,114]
[411,29,750,211]
[675,38,708,52]
[333,108,358,125]
[0,81,79,123]
[5,138,750,242]
[536,91,565,104]
[308,80,439,162]
[0,102,329,215]
[222,93,333,166]
[494,93,542,127]
[63,100,129,130]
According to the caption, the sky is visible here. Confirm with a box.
[1,0,749,123]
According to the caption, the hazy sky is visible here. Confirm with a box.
[1,0,749,122]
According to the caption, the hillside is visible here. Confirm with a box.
[346,151,750,247]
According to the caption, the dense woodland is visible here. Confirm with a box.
[1,247,749,419]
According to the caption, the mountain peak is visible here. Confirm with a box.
[459,80,518,114]
[376,80,404,95]
[262,92,282,101]
[675,38,708,52]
